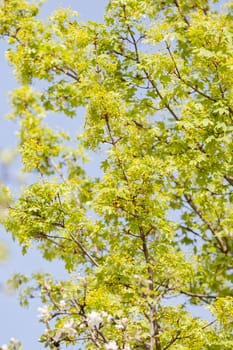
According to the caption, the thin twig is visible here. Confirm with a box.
[69,232,99,267]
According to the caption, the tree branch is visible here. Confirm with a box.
[173,0,190,26]
[184,194,228,253]
[180,290,216,301]
[69,232,99,267]
[143,69,180,121]
[139,227,161,350]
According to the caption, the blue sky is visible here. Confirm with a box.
[0,1,107,349]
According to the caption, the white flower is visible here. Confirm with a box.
[37,305,50,321]
[115,317,128,330]
[123,345,130,350]
[105,341,118,350]
[63,320,76,336]
[59,300,66,309]
[1,345,8,350]
[86,311,103,329]
[52,330,62,343]
[9,338,20,345]
[101,311,109,317]
[121,318,128,325]
[115,324,124,330]
[43,281,50,290]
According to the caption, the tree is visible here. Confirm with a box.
[0,0,233,349]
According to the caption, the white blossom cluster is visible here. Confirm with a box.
[38,307,131,349]
[59,300,66,309]
[1,345,8,350]
[52,319,77,341]
[115,317,128,330]
[86,311,103,329]
[85,311,130,350]
[63,319,77,336]
[105,341,130,350]
[37,305,51,321]
[1,338,20,350]
[105,340,118,350]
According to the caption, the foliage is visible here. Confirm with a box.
[0,154,15,259]
[0,0,233,349]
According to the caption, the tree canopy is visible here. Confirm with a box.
[0,0,233,349]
